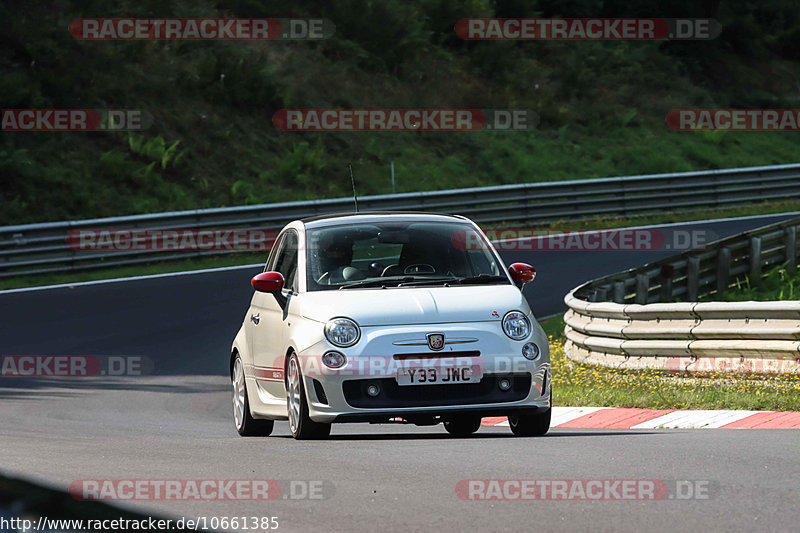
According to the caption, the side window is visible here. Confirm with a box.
[265,234,285,272]
[467,249,498,276]
[273,231,299,291]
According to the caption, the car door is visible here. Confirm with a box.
[244,233,282,373]
[251,229,299,400]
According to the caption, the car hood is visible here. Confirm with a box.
[296,285,530,326]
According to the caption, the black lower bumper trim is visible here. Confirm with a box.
[331,405,549,424]
[342,373,532,409]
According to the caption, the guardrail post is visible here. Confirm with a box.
[786,226,797,270]
[716,247,730,294]
[750,236,762,285]
[687,256,700,301]
[660,264,674,302]
[613,281,625,303]
[635,273,649,304]
[593,287,608,302]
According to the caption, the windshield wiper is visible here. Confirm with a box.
[339,274,508,289]
[452,274,509,285]
[399,274,510,287]
[396,277,457,287]
[339,277,416,289]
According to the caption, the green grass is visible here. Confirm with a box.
[710,262,800,302]
[510,199,800,233]
[546,333,800,411]
[540,314,566,338]
[3,1,800,226]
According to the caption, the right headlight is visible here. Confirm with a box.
[324,317,360,347]
[502,311,531,340]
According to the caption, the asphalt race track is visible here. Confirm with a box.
[1,213,799,532]
[2,376,800,532]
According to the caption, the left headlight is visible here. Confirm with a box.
[502,311,531,340]
[324,317,361,347]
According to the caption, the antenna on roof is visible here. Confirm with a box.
[348,164,359,213]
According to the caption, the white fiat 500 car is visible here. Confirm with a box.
[230,212,550,439]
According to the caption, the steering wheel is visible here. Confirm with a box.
[403,263,436,275]
[318,266,366,285]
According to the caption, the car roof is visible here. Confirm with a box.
[300,211,470,229]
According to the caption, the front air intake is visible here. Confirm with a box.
[312,379,329,405]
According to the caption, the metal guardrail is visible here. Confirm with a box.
[2,163,800,278]
[563,297,800,374]
[564,216,800,374]
[573,216,800,304]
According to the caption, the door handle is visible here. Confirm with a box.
[250,313,260,325]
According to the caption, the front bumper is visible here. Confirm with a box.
[331,404,550,424]
[296,321,551,423]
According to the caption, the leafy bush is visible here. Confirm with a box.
[716,263,800,302]
[1,0,800,225]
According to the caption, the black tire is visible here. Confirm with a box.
[444,415,482,436]
[287,354,331,440]
[508,408,551,437]
[232,355,274,437]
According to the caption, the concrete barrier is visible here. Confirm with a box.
[563,290,800,374]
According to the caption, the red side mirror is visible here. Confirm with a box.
[251,271,285,292]
[509,263,536,284]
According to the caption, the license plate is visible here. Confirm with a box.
[396,365,483,386]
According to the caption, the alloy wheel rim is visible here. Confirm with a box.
[232,358,246,429]
[287,358,301,434]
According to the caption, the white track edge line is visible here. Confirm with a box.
[0,263,263,295]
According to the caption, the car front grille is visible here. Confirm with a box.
[341,373,531,409]
[392,350,480,360]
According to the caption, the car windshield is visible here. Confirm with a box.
[305,221,508,291]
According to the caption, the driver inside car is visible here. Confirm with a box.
[315,233,366,284]
[383,235,453,277]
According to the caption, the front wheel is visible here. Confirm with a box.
[232,355,274,437]
[508,408,551,437]
[287,354,331,440]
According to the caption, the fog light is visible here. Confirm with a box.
[366,384,381,397]
[522,342,540,360]
[498,378,512,391]
[322,351,347,369]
